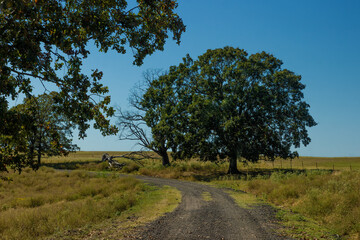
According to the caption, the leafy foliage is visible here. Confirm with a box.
[141,47,316,173]
[11,92,79,168]
[0,108,36,172]
[0,0,185,171]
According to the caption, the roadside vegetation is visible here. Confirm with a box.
[212,170,360,239]
[40,151,360,239]
[0,166,180,240]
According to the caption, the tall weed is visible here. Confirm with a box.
[241,170,360,238]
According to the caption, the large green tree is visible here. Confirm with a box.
[143,47,316,173]
[0,0,185,171]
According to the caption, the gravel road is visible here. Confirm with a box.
[126,175,290,240]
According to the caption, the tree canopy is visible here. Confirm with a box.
[3,92,79,172]
[0,0,185,172]
[140,47,316,173]
[117,69,179,166]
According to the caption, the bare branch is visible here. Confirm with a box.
[126,5,140,14]
[102,151,160,167]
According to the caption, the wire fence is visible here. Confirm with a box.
[242,157,360,171]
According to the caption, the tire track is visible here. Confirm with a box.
[126,175,290,240]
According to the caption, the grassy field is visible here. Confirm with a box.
[41,151,360,171]
[210,170,360,239]
[7,151,360,239]
[0,166,180,240]
[253,156,360,171]
[41,151,111,163]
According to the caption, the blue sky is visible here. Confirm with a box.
[73,0,360,157]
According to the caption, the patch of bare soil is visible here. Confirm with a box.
[126,175,291,240]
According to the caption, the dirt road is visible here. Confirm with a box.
[127,175,289,240]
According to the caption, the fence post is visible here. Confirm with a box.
[316,162,318,169]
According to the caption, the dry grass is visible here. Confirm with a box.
[247,156,360,171]
[213,170,360,239]
[41,151,124,163]
[0,167,180,240]
[42,152,360,172]
[41,151,125,171]
[135,159,226,180]
[38,152,360,239]
[48,185,181,239]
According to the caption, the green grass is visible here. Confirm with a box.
[275,209,339,240]
[0,166,181,240]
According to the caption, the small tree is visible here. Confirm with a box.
[8,92,79,168]
[144,47,317,174]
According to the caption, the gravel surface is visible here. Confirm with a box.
[125,175,290,240]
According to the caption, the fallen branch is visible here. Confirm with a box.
[101,153,126,169]
[102,151,160,168]
[120,151,161,166]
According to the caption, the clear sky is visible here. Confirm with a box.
[73,0,360,157]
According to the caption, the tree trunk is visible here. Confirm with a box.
[159,148,170,166]
[37,131,42,166]
[227,151,240,174]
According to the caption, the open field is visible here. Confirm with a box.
[0,167,180,240]
[10,151,360,239]
[253,156,360,171]
[42,151,360,171]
